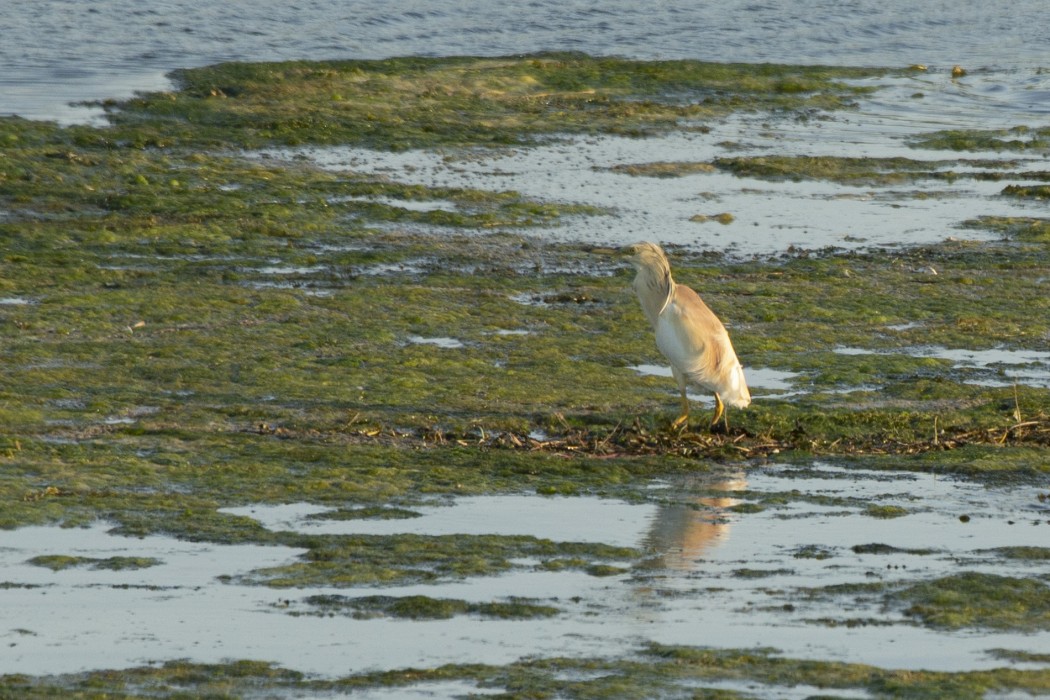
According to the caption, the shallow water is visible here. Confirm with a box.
[3,465,1047,678]
[253,93,1044,256]
[836,346,1050,389]
[407,335,468,350]
[3,0,1048,123]
[223,496,657,548]
[631,364,802,401]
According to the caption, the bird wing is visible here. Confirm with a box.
[655,284,751,407]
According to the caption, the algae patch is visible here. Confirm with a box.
[298,593,559,620]
[98,54,892,150]
[909,125,1050,152]
[980,546,1050,561]
[235,534,638,588]
[863,504,910,519]
[962,215,1050,243]
[5,647,1050,699]
[896,573,1050,631]
[27,555,161,571]
[712,154,1017,185]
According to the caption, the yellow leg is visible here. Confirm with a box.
[710,394,726,431]
[670,389,690,429]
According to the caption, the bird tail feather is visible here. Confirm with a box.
[720,364,751,408]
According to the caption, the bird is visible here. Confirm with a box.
[624,241,750,431]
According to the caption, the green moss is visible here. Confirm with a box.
[1002,184,1050,200]
[690,211,736,225]
[864,504,909,519]
[981,547,1050,561]
[300,594,559,619]
[793,545,835,560]
[609,161,718,177]
[27,555,161,571]
[7,646,1050,699]
[961,215,1050,243]
[988,649,1050,664]
[3,81,1050,512]
[306,506,422,521]
[894,573,1050,630]
[90,556,162,570]
[874,446,1050,483]
[732,568,793,578]
[26,555,88,572]
[909,126,1050,152]
[712,155,1015,185]
[95,54,891,150]
[851,543,936,555]
[0,660,305,699]
[586,563,630,577]
[235,533,639,588]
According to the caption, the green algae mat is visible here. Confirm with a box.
[2,53,1050,697]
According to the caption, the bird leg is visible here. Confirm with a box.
[670,388,690,430]
[710,394,727,432]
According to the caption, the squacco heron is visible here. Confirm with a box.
[624,241,750,431]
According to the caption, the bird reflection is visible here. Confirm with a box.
[644,473,747,569]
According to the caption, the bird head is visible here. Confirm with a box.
[621,241,675,332]
[621,241,668,271]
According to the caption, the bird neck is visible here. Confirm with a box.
[633,264,675,328]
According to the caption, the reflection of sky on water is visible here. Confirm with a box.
[836,346,1050,388]
[257,119,1043,258]
[630,345,1050,402]
[632,364,802,401]
[4,464,1046,677]
[5,0,1050,126]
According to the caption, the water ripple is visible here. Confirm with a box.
[3,0,1048,122]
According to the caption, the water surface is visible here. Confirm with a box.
[3,0,1048,123]
[3,466,1047,677]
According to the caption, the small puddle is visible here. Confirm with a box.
[354,260,430,277]
[2,465,1048,679]
[327,194,461,213]
[350,681,504,699]
[835,345,1050,388]
[257,264,328,275]
[407,335,466,349]
[631,363,801,398]
[684,678,874,700]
